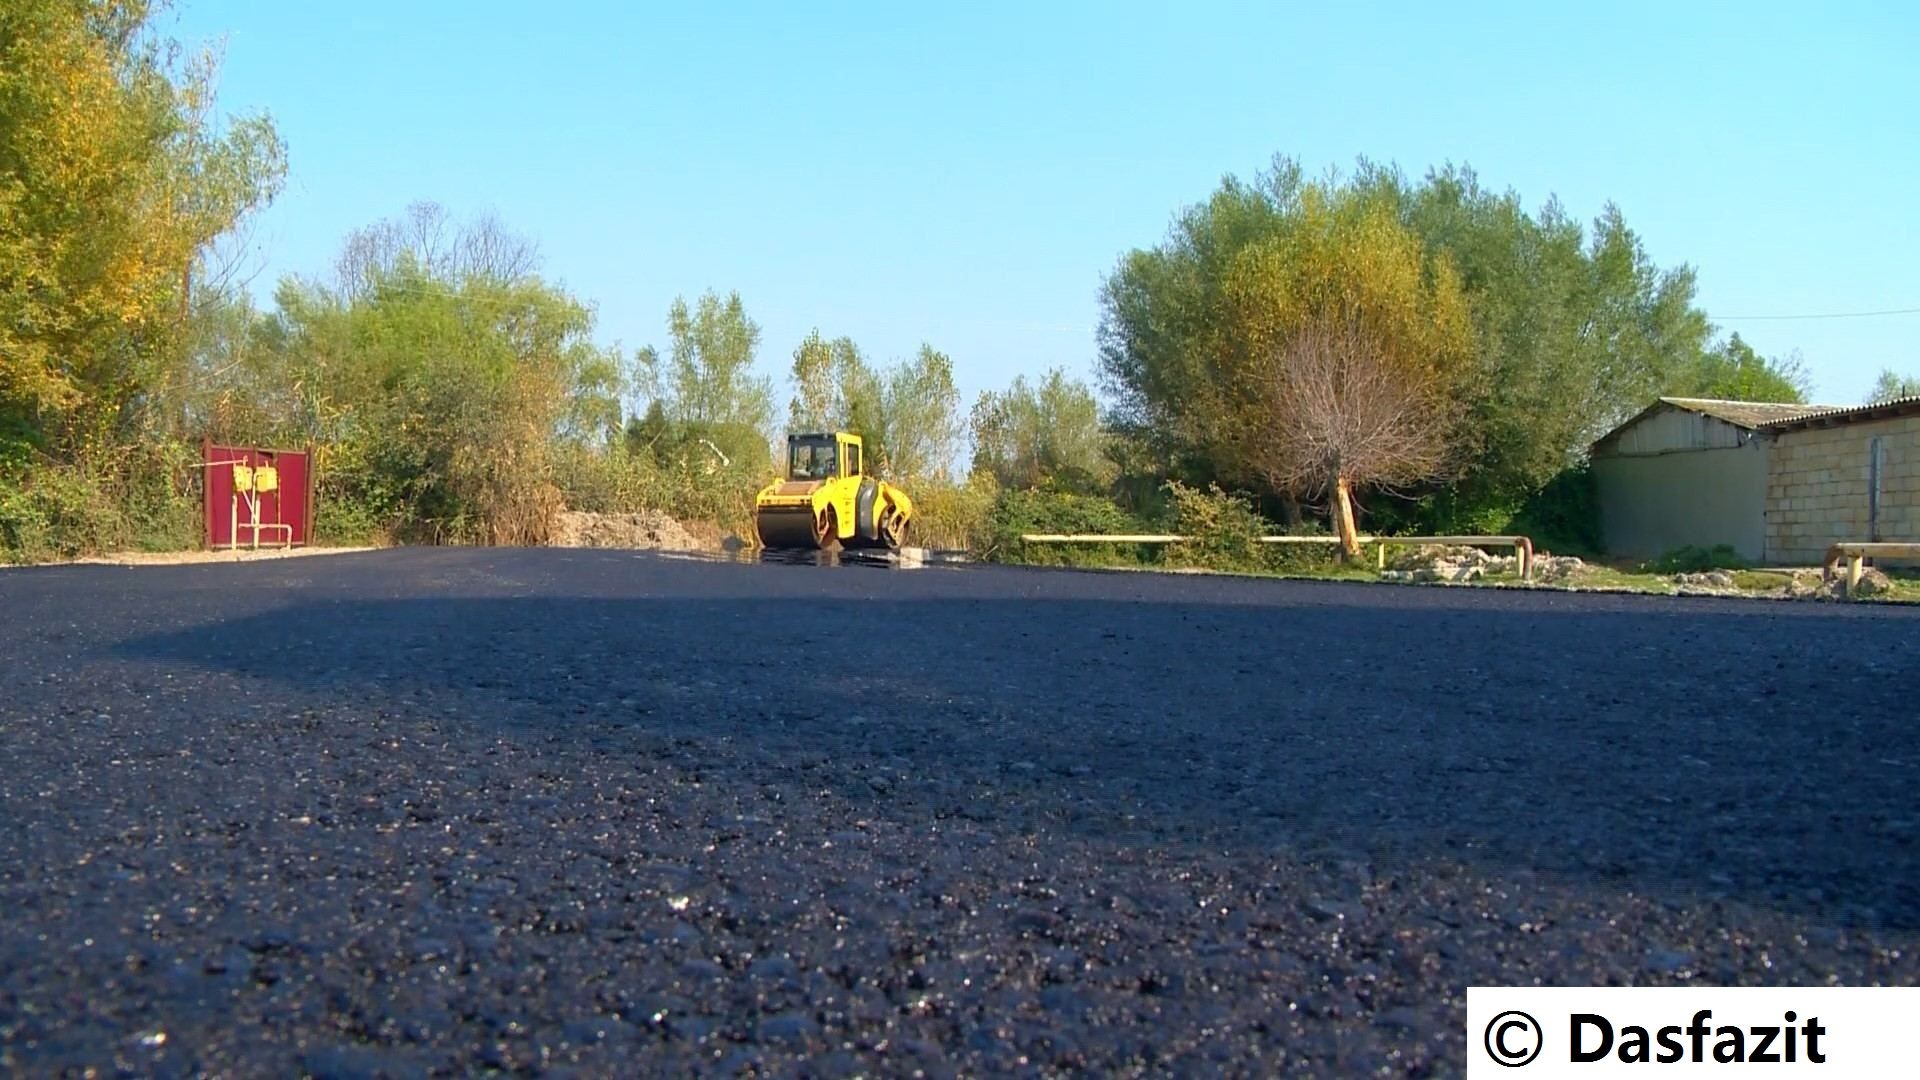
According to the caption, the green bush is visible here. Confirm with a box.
[1162,480,1271,571]
[906,472,998,552]
[313,497,390,548]
[980,482,1359,575]
[1509,463,1603,556]
[0,445,198,562]
[982,486,1157,566]
[310,437,407,546]
[1256,519,1349,575]
[550,443,766,540]
[1642,544,1751,574]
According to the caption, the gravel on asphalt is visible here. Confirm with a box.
[1,548,1916,1076]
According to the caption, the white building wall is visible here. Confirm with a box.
[1593,443,1770,561]
[1606,410,1754,455]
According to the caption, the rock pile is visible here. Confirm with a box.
[1850,567,1895,597]
[1531,554,1590,583]
[1673,571,1737,589]
[1381,545,1506,584]
[550,510,705,551]
[1783,567,1889,600]
[1375,542,1900,602]
[1378,544,1591,585]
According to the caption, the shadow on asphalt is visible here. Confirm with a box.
[103,569,1920,933]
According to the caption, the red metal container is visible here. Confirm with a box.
[202,440,316,549]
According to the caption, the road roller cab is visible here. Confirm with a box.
[753,431,913,551]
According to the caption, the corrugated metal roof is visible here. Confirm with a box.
[1760,394,1920,432]
[1594,394,1920,456]
[1658,397,1839,428]
[1594,398,1792,455]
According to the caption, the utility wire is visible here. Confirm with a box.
[1712,306,1920,321]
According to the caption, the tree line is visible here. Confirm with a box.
[1,3,1835,562]
[0,3,1074,556]
[1094,157,1814,550]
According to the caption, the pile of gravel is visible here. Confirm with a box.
[550,510,704,551]
[1380,544,1588,584]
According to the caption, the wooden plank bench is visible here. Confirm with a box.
[1823,542,1920,598]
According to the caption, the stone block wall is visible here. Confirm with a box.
[1765,414,1920,563]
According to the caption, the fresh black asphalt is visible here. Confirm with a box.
[2,548,1916,1076]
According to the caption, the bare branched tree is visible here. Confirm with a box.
[459,210,541,283]
[1228,314,1463,555]
[334,202,540,298]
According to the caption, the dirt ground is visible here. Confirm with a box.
[1,545,378,569]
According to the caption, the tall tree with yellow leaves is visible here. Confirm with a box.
[1201,187,1476,555]
[0,0,285,465]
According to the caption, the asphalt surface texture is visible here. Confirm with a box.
[2,547,1916,1077]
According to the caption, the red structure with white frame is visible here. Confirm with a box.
[202,440,315,549]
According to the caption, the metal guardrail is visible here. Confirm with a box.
[1823,541,1920,598]
[1019,534,1194,544]
[1020,533,1534,581]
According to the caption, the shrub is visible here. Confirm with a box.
[906,472,998,552]
[1642,544,1751,574]
[0,444,198,562]
[1257,518,1348,574]
[982,486,1156,566]
[550,443,767,540]
[1509,464,1603,556]
[1162,480,1271,571]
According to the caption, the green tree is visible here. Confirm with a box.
[0,0,286,461]
[969,368,1112,491]
[242,208,622,544]
[637,290,775,467]
[1671,333,1810,403]
[787,329,870,432]
[1098,155,1723,534]
[1346,161,1712,528]
[1097,165,1298,482]
[623,400,673,464]
[879,344,962,479]
[1868,370,1920,404]
[782,331,961,479]
[1206,186,1476,554]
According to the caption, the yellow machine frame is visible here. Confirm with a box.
[752,431,913,551]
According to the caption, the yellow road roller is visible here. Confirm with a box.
[753,431,913,551]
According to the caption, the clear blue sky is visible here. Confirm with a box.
[164,0,1918,413]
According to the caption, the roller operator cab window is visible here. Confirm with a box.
[789,439,838,480]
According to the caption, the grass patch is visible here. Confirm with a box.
[1879,574,1920,603]
[1730,570,1794,591]
[1639,544,1751,574]
[1552,567,1672,593]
